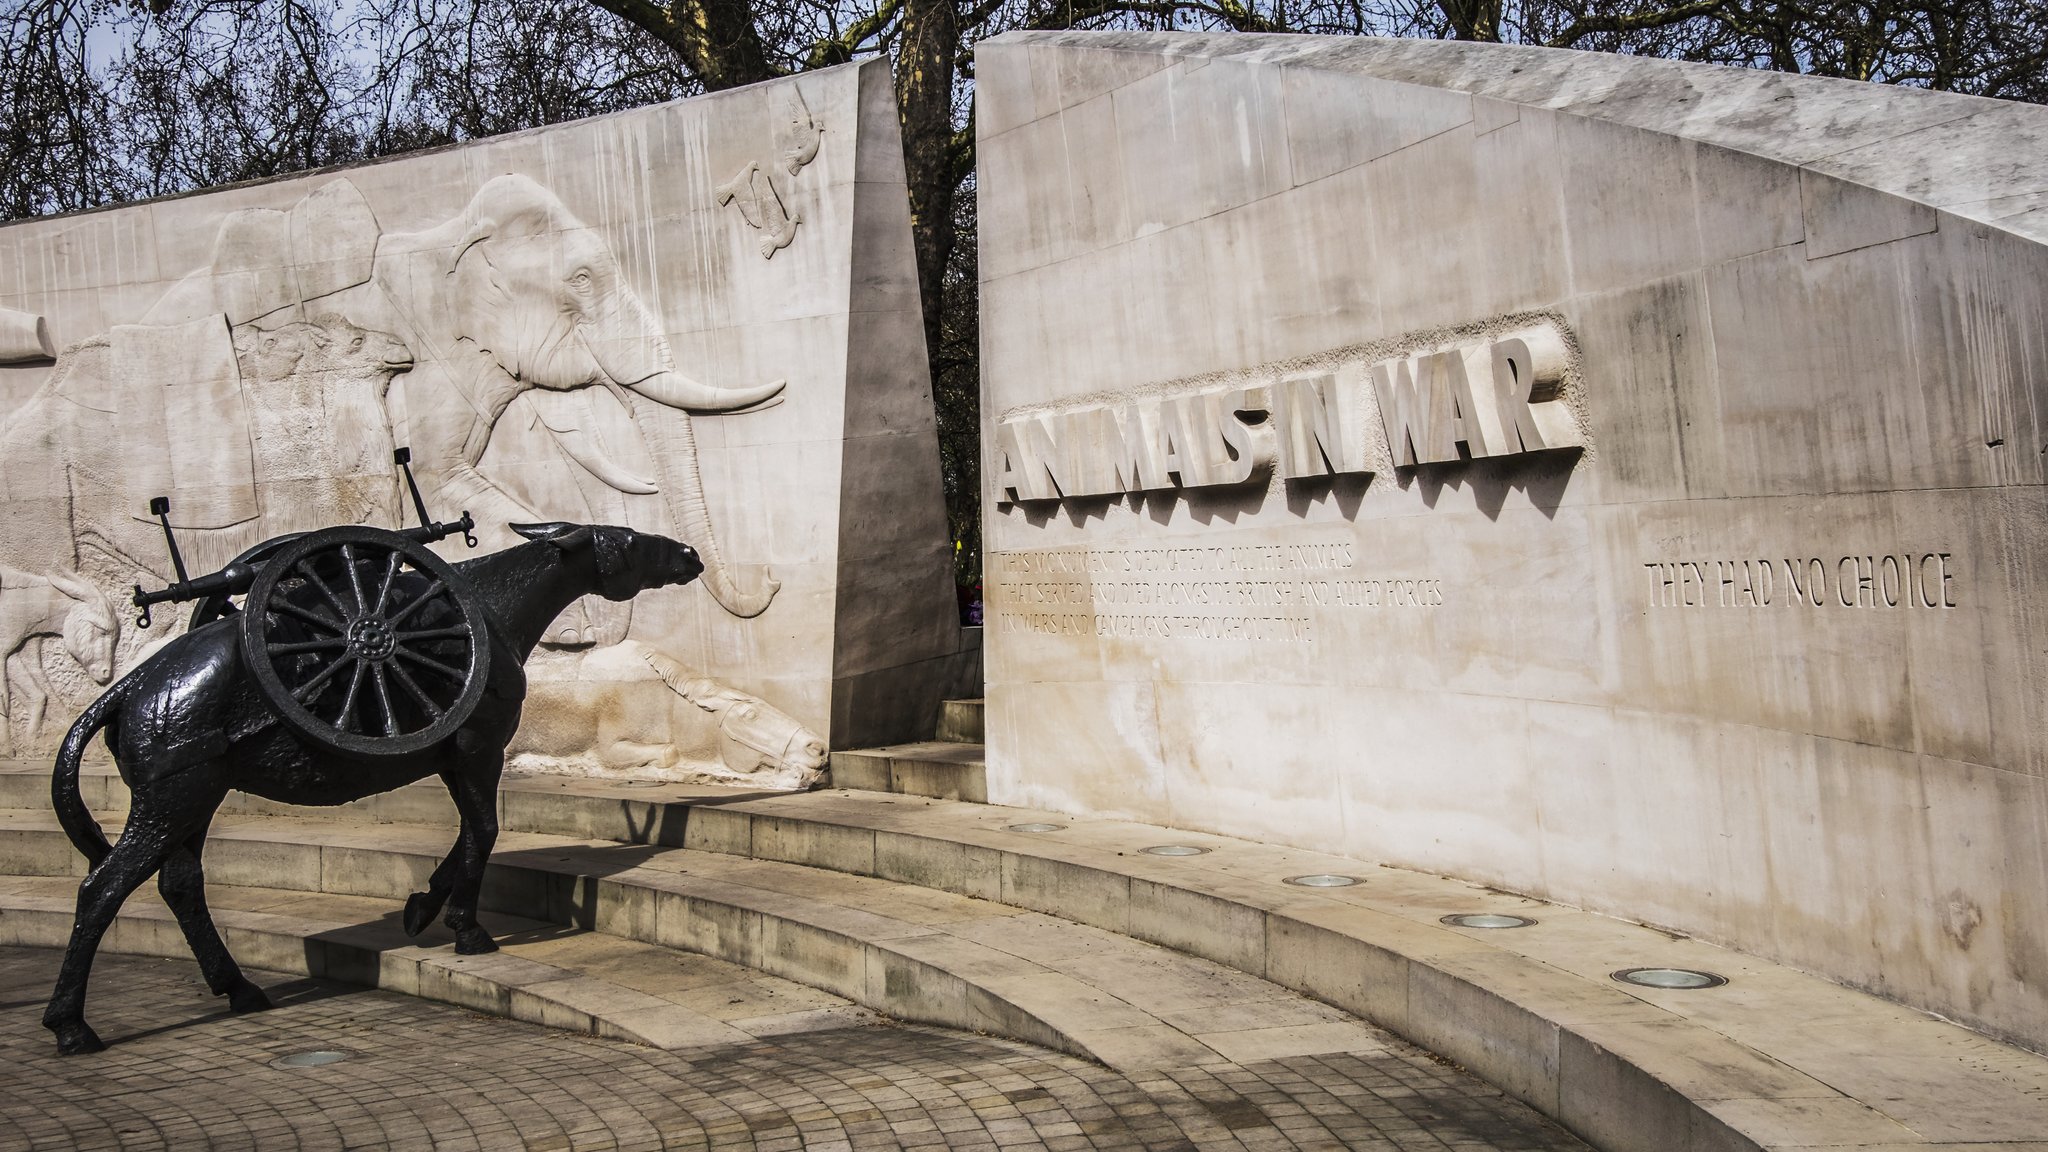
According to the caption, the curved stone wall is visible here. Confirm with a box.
[976,31,2048,1049]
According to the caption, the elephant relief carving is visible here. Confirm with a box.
[0,165,792,754]
[372,173,787,629]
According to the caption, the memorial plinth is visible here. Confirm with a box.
[977,31,2048,1051]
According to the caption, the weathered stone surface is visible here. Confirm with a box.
[0,59,962,768]
[976,31,2048,1052]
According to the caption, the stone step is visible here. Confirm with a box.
[936,698,984,744]
[827,742,986,802]
[0,873,865,1050]
[0,809,1387,1072]
[17,765,2048,1149]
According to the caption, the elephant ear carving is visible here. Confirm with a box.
[447,218,498,276]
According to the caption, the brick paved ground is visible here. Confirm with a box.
[0,947,1588,1151]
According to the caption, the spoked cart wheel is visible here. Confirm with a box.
[240,526,492,758]
[185,533,306,630]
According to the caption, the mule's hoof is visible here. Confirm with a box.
[51,1021,105,1056]
[228,980,274,1014]
[403,892,439,937]
[453,927,498,955]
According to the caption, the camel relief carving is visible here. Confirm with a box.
[236,318,414,536]
[0,168,793,764]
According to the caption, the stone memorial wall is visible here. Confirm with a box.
[977,31,2048,1049]
[0,59,964,784]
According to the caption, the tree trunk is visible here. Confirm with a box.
[894,0,961,373]
[589,0,778,90]
[1438,0,1504,41]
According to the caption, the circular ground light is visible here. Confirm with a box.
[270,1050,352,1068]
[1004,823,1065,833]
[1139,845,1208,856]
[1283,873,1361,887]
[1441,913,1537,929]
[1612,967,1727,990]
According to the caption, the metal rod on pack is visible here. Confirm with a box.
[394,447,433,531]
[150,496,190,584]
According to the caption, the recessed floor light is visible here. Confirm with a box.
[1441,913,1536,929]
[1612,967,1727,989]
[618,780,666,788]
[1004,822,1065,833]
[271,1049,352,1068]
[1139,845,1208,856]
[1283,873,1360,887]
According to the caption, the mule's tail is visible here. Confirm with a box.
[51,685,120,868]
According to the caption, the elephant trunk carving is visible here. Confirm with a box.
[609,382,780,617]
[580,273,783,618]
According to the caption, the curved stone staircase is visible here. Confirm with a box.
[0,754,1379,1072]
[5,705,2048,1152]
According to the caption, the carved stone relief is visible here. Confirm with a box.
[0,566,116,755]
[0,308,54,363]
[0,167,795,757]
[235,318,411,537]
[508,641,827,790]
[717,84,823,259]
[716,163,801,258]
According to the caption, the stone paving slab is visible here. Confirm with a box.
[0,946,1590,1151]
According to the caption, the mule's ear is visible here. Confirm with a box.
[511,522,594,551]
[44,568,100,604]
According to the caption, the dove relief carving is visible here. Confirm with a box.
[716,83,822,260]
[716,162,801,259]
[775,86,823,174]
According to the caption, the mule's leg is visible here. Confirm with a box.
[441,756,504,955]
[402,773,472,937]
[158,830,272,1014]
[41,810,188,1055]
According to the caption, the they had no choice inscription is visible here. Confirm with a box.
[988,545,1968,649]
[1646,553,1960,610]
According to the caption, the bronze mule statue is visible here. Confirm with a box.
[42,522,704,1055]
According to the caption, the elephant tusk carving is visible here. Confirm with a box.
[553,431,659,495]
[628,370,785,414]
